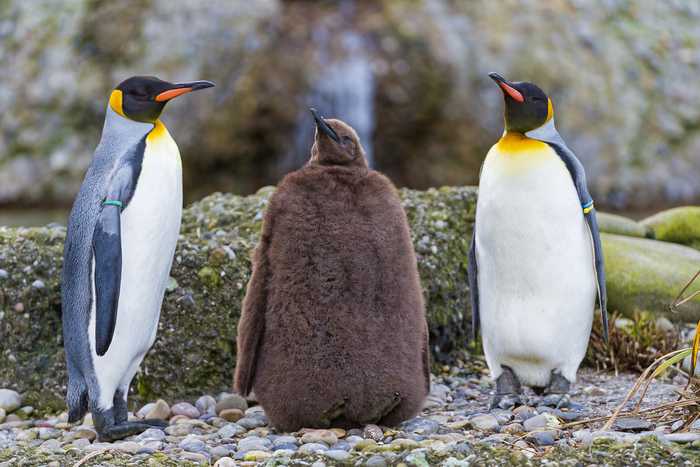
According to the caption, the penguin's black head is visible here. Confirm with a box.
[309,109,368,167]
[110,76,215,123]
[489,72,553,133]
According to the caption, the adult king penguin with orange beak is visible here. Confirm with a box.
[469,73,608,410]
[62,76,214,440]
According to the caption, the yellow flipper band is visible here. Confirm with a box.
[582,200,594,214]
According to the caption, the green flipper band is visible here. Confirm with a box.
[582,200,594,214]
[102,201,123,207]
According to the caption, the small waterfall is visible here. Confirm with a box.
[278,29,375,176]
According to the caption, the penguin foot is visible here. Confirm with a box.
[487,393,529,411]
[362,392,402,425]
[134,418,170,428]
[313,399,346,429]
[94,408,168,442]
[537,393,570,409]
[536,371,571,408]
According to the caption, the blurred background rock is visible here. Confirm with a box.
[1,0,700,223]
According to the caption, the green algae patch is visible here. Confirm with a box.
[596,212,652,238]
[640,206,700,250]
[602,233,700,322]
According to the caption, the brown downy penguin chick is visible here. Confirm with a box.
[234,109,430,431]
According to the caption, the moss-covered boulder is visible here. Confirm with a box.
[601,233,700,322]
[596,212,652,239]
[640,206,700,250]
[0,186,476,412]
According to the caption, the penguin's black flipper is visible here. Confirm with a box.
[584,209,608,344]
[468,229,480,341]
[93,202,122,356]
[547,142,608,344]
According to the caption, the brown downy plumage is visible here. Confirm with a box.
[234,109,430,431]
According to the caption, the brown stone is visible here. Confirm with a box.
[219,409,244,423]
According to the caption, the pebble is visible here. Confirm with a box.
[179,436,207,453]
[219,408,244,423]
[237,417,265,430]
[584,385,608,396]
[214,458,237,467]
[217,423,244,438]
[0,269,7,279]
[301,429,338,446]
[470,414,499,431]
[165,422,194,437]
[133,428,166,442]
[31,280,45,289]
[0,389,22,413]
[0,409,5,424]
[73,427,97,441]
[171,402,200,419]
[523,414,548,432]
[581,431,623,449]
[613,417,654,432]
[215,394,248,415]
[323,449,350,461]
[145,399,171,420]
[196,395,217,414]
[396,417,439,434]
[528,433,555,446]
[665,433,700,444]
[363,424,383,441]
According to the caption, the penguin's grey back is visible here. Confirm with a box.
[62,107,152,385]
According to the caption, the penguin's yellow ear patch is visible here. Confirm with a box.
[547,99,554,121]
[109,90,127,118]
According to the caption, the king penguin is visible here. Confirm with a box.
[62,76,214,440]
[468,73,608,409]
[234,109,430,431]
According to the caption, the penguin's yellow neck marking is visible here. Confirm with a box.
[495,132,548,153]
[485,132,559,178]
[147,120,169,143]
[546,99,554,122]
[109,90,127,118]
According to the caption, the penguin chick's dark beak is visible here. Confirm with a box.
[310,108,340,142]
[488,72,524,102]
[155,80,216,102]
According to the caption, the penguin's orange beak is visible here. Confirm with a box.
[155,80,215,102]
[488,73,524,102]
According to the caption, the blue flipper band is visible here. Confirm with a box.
[102,201,123,207]
[582,200,594,214]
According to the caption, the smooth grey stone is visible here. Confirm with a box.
[345,435,363,446]
[179,437,206,453]
[135,446,155,455]
[217,424,245,438]
[581,431,622,449]
[332,442,351,451]
[515,412,536,421]
[470,415,499,431]
[364,455,387,467]
[273,435,298,447]
[528,433,555,446]
[133,428,166,442]
[208,446,232,457]
[0,270,7,279]
[613,418,654,432]
[238,437,271,449]
[0,390,21,413]
[236,417,265,430]
[559,411,583,422]
[523,414,547,432]
[665,433,700,444]
[323,450,350,461]
[397,417,439,434]
[452,442,471,454]
[272,443,298,451]
[299,442,329,452]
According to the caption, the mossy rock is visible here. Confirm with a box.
[0,186,476,412]
[601,233,700,322]
[640,206,700,250]
[596,212,652,239]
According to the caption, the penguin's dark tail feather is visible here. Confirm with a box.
[67,384,89,424]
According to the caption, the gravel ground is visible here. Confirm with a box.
[2,365,700,466]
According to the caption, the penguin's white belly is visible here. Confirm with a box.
[476,137,596,387]
[91,129,182,409]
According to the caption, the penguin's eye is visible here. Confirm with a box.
[341,135,351,144]
[531,97,540,102]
